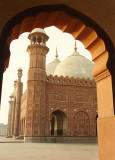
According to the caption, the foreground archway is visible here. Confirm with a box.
[1,4,115,160]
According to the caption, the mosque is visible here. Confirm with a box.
[7,28,97,142]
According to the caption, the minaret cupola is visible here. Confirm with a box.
[17,67,23,82]
[28,28,49,46]
[27,28,49,71]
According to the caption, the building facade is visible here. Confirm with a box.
[7,28,97,142]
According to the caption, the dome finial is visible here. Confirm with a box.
[55,46,58,58]
[74,40,77,51]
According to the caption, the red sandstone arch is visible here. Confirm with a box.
[0,6,115,159]
[50,109,67,136]
[50,109,67,117]
[5,10,108,80]
[1,5,115,159]
[3,7,113,118]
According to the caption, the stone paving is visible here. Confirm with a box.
[0,137,99,160]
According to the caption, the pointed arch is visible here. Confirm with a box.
[72,111,90,137]
[50,109,67,136]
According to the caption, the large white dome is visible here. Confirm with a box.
[54,49,94,79]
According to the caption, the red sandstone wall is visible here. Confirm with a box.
[20,90,27,135]
[46,76,97,137]
[20,90,27,119]
[20,76,97,137]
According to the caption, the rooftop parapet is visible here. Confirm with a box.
[46,74,96,87]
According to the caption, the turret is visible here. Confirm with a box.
[7,92,14,136]
[17,68,22,82]
[13,68,23,137]
[14,79,17,88]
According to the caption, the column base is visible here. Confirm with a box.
[98,116,115,160]
[6,135,13,138]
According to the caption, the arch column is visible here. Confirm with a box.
[93,51,115,160]
[0,61,4,104]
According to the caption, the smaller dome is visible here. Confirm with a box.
[46,58,60,76]
[31,28,46,34]
[46,48,61,75]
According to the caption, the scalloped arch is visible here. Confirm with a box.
[3,4,113,79]
[8,10,99,49]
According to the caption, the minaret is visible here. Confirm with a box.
[11,79,17,135]
[13,68,23,137]
[7,93,14,136]
[25,28,49,141]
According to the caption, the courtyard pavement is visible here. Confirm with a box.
[0,137,99,160]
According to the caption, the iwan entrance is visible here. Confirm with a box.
[50,110,67,136]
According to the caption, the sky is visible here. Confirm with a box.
[0,26,92,125]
